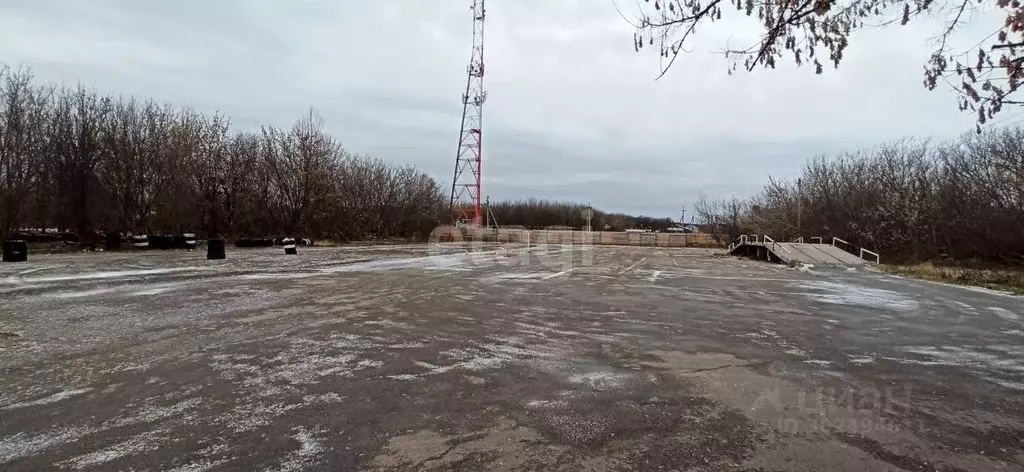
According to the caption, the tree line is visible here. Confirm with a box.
[488,199,675,231]
[694,127,1024,263]
[0,66,447,242]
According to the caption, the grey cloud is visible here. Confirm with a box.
[0,0,994,218]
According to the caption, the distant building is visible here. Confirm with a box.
[665,224,700,233]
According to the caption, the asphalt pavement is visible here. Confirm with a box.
[1,243,1022,471]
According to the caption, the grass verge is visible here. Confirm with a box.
[880,262,1024,295]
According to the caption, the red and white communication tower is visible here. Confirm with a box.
[448,0,487,225]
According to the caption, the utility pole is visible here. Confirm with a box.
[587,203,593,232]
[797,178,802,239]
[485,196,490,229]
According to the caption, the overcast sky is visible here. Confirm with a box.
[0,0,1003,219]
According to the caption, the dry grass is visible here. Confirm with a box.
[881,262,1024,295]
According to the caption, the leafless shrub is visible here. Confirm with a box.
[699,131,1024,262]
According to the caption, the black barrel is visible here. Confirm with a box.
[207,239,226,260]
[2,240,27,262]
[283,237,297,255]
[183,233,197,250]
[104,232,121,251]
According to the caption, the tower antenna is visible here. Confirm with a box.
[448,0,487,225]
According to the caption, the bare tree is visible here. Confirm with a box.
[46,86,110,238]
[260,110,338,235]
[0,64,453,243]
[219,132,259,237]
[0,66,50,238]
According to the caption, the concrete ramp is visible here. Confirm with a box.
[729,241,869,266]
[777,243,865,265]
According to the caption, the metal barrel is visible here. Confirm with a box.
[283,237,297,255]
[207,239,226,260]
[2,240,27,262]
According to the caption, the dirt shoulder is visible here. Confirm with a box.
[881,261,1024,295]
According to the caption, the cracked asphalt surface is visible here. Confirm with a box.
[1,243,1023,471]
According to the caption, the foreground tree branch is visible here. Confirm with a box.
[630,0,1024,128]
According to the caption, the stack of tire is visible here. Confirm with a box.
[282,237,297,255]
[235,238,274,248]
[10,231,71,243]
[148,235,173,250]
[131,234,149,249]
[104,232,122,251]
[119,233,201,250]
